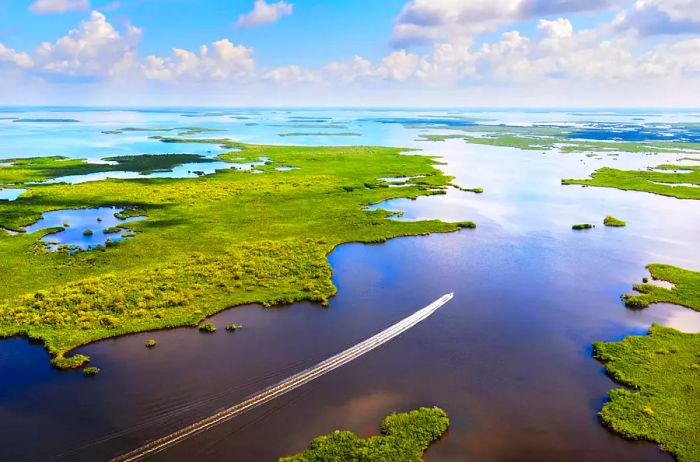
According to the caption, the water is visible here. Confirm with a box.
[0,188,26,201]
[0,108,699,461]
[37,157,271,185]
[23,207,146,252]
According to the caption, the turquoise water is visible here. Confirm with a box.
[0,188,26,201]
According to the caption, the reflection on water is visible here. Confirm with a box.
[23,207,146,252]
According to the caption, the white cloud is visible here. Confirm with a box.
[236,0,293,28]
[639,38,700,77]
[392,0,624,45]
[0,44,34,69]
[3,3,700,107]
[614,0,700,36]
[264,65,317,85]
[29,0,89,14]
[537,18,574,38]
[142,39,255,82]
[33,11,140,79]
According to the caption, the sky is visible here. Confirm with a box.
[0,0,699,107]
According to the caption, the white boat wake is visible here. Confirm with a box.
[111,293,454,462]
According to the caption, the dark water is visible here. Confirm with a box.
[2,138,700,461]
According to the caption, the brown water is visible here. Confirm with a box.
[2,139,700,462]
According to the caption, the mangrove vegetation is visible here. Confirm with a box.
[0,141,471,368]
[594,325,700,462]
[279,407,450,462]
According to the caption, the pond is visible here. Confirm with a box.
[23,207,146,252]
[0,188,26,201]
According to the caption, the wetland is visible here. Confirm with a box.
[1,108,699,462]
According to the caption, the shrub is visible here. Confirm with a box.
[145,339,157,348]
[199,322,216,333]
[604,216,626,227]
[51,354,90,369]
[82,366,100,376]
[572,223,594,230]
[623,295,649,309]
[225,323,240,331]
[83,229,93,236]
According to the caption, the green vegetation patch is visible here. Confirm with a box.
[604,216,626,227]
[455,186,484,194]
[102,127,223,136]
[572,223,595,230]
[82,366,100,376]
[623,264,700,311]
[279,407,449,462]
[278,132,361,137]
[0,154,217,184]
[594,325,700,462]
[563,164,700,200]
[0,142,470,366]
[416,126,700,154]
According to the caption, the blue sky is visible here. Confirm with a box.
[0,0,699,106]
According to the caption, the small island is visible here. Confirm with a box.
[603,216,626,227]
[279,407,450,461]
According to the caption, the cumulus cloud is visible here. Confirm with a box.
[638,38,700,77]
[29,0,89,14]
[392,0,624,45]
[142,39,255,82]
[236,0,293,28]
[537,18,574,38]
[3,3,700,106]
[0,44,34,69]
[264,64,317,85]
[614,0,700,36]
[32,11,140,79]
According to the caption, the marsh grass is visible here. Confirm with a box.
[279,407,450,462]
[622,264,700,311]
[0,142,472,367]
[594,325,700,462]
[82,366,100,376]
[199,322,216,333]
[563,164,700,200]
[603,216,626,227]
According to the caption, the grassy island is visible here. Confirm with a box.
[0,141,471,368]
[416,125,700,155]
[563,164,700,200]
[594,325,700,462]
[278,132,361,137]
[622,264,700,311]
[603,216,626,227]
[279,407,449,462]
[572,223,594,230]
[0,154,218,184]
